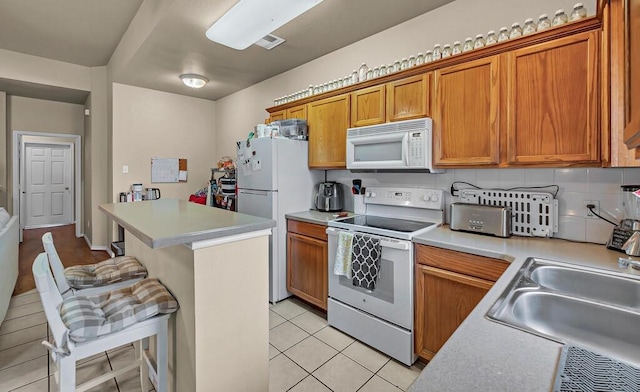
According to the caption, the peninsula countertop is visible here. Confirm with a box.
[409,226,640,392]
[100,199,275,249]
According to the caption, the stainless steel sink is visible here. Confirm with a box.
[527,263,640,309]
[486,257,640,365]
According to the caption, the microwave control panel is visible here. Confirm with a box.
[408,131,426,167]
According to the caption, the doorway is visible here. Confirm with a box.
[12,131,82,241]
[23,142,74,228]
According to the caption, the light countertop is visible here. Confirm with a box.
[285,210,357,226]
[100,199,275,249]
[409,226,639,392]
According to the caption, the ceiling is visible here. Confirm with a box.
[0,0,453,103]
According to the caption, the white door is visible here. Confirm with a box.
[24,143,73,228]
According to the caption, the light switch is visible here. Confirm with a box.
[123,165,129,173]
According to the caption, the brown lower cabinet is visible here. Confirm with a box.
[414,244,509,361]
[286,219,328,310]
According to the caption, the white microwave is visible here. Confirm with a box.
[346,118,444,172]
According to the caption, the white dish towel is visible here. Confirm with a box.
[334,231,354,278]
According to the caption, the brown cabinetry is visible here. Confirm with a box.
[506,31,599,165]
[433,31,599,168]
[386,74,431,122]
[414,244,508,361]
[307,94,350,169]
[286,220,328,310]
[269,104,307,123]
[433,56,501,166]
[351,85,386,127]
[610,0,640,165]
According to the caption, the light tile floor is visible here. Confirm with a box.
[269,298,424,392]
[1,292,423,392]
[0,290,155,392]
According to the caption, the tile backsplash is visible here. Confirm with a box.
[327,168,640,245]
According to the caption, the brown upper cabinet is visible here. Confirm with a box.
[433,31,599,168]
[351,85,386,127]
[307,94,350,169]
[264,17,603,169]
[609,0,640,165]
[618,0,640,150]
[350,74,431,127]
[269,104,307,123]
[386,74,431,122]
[506,31,599,165]
[433,56,501,166]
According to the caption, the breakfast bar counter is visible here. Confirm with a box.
[100,199,275,392]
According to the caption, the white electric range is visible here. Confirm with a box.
[327,186,444,365]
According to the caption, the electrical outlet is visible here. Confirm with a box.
[122,165,128,174]
[584,200,600,218]
[87,220,90,228]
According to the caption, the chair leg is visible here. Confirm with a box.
[156,320,169,392]
[139,339,150,392]
[58,355,76,392]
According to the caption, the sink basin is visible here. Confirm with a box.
[487,257,640,365]
[527,263,640,309]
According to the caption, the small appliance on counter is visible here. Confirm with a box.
[132,183,144,202]
[146,187,161,200]
[607,185,640,252]
[450,203,512,238]
[315,181,344,212]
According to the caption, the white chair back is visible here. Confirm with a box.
[32,253,69,354]
[42,232,72,297]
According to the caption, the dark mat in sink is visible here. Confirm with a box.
[554,345,640,392]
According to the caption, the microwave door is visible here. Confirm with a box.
[348,132,408,169]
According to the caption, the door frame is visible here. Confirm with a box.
[12,130,82,241]
[22,140,75,229]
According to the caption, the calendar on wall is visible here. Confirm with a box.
[151,158,188,183]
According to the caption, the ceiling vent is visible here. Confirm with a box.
[254,34,286,50]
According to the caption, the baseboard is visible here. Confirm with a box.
[83,235,109,252]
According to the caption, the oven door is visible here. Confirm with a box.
[326,227,413,330]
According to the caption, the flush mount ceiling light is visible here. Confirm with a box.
[205,0,324,50]
[180,74,209,89]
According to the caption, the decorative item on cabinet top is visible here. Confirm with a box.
[271,3,594,108]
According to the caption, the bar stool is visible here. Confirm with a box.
[33,253,178,392]
[42,232,147,298]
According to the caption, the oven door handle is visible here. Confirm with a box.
[327,228,410,251]
[379,238,410,250]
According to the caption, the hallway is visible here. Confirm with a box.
[16,224,109,295]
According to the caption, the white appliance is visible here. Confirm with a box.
[236,137,323,303]
[327,186,444,365]
[346,118,444,173]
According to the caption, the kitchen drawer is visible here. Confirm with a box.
[287,219,327,241]
[415,244,508,282]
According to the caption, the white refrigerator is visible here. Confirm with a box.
[236,137,323,303]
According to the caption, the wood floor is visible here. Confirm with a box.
[16,224,110,295]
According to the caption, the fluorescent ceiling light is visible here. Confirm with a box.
[180,74,208,89]
[206,0,324,50]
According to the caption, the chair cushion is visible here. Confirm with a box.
[59,278,179,342]
[63,256,147,289]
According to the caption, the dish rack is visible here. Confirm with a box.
[458,189,558,237]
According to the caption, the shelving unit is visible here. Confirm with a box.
[209,168,236,211]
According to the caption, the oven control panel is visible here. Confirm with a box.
[364,186,444,210]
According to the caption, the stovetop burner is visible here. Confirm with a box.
[338,215,435,233]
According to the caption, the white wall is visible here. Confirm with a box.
[112,83,216,204]
[214,0,596,158]
[0,48,91,91]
